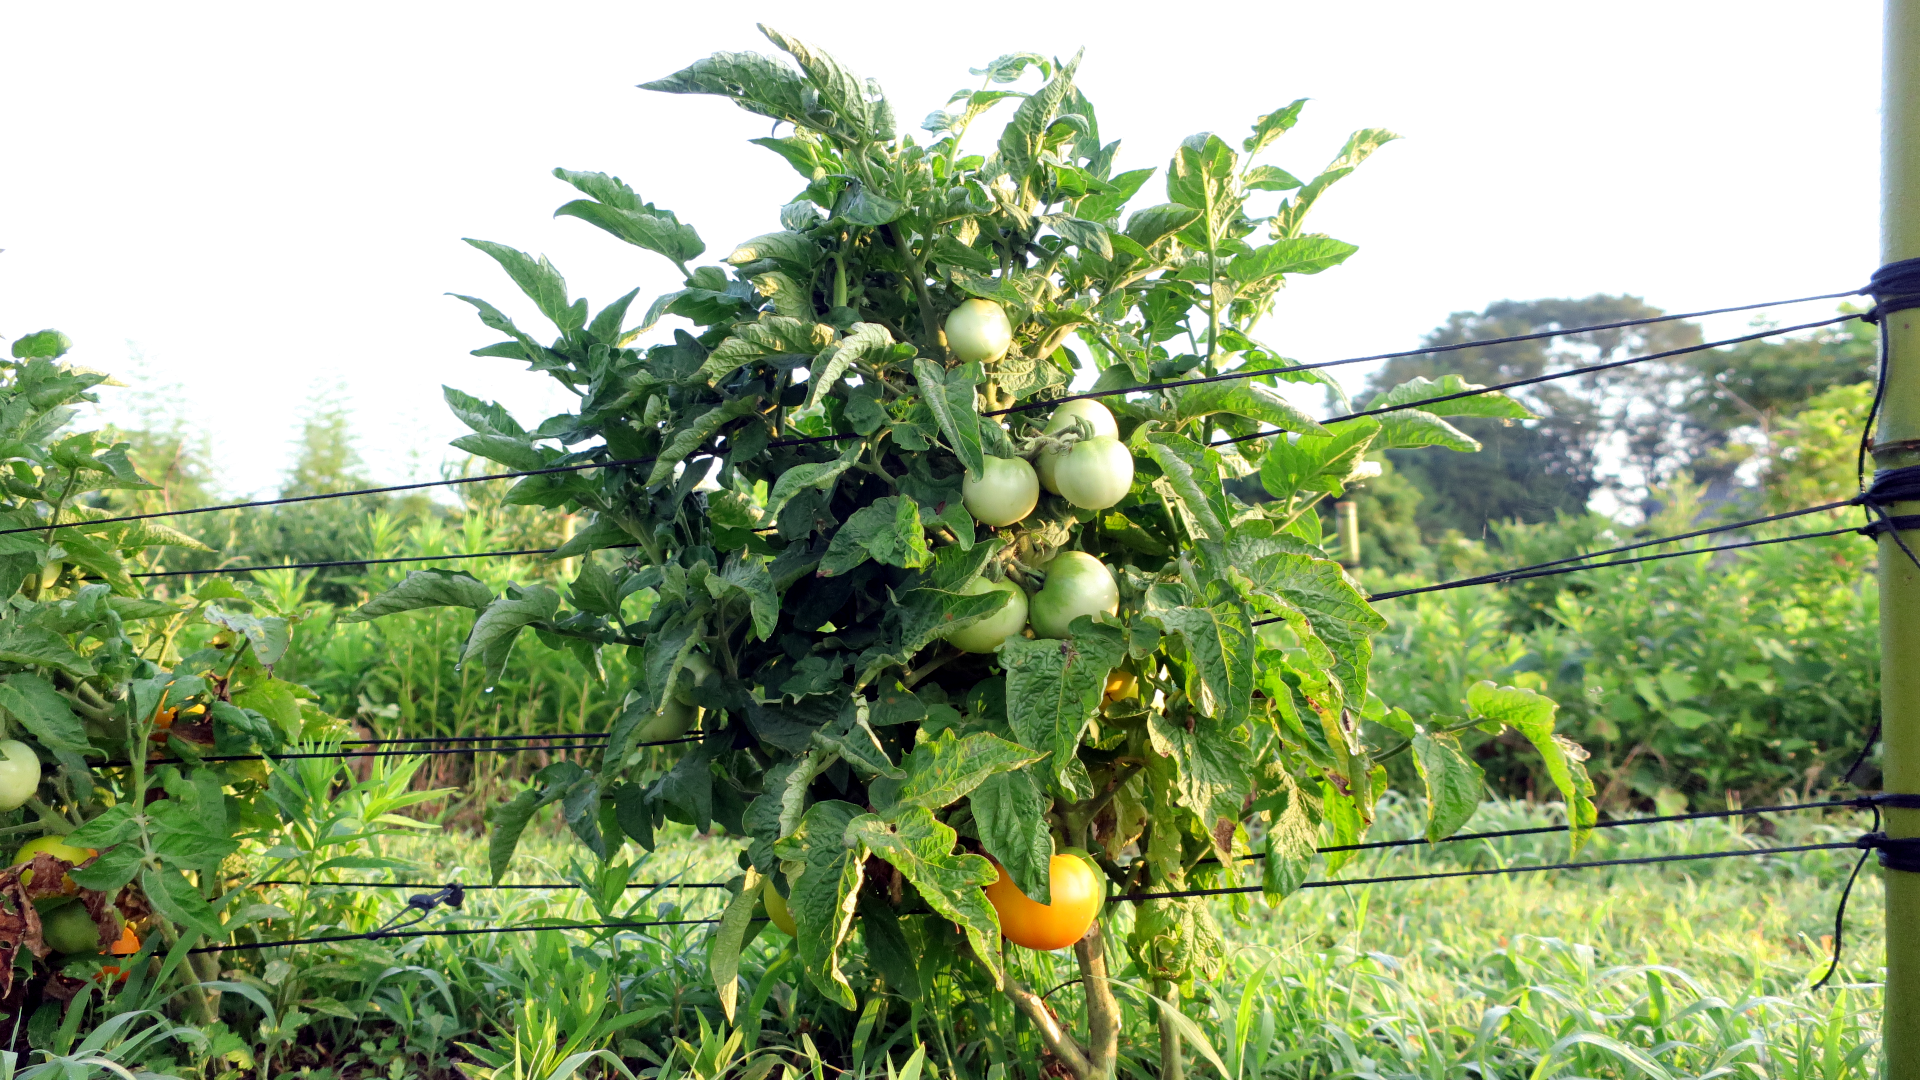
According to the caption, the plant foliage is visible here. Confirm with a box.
[0,331,347,1028]
[357,29,1591,1076]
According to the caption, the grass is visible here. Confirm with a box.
[224,790,1883,1079]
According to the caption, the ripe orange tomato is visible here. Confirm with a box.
[983,852,1104,951]
[96,925,141,984]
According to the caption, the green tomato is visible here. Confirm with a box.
[0,740,39,812]
[42,901,101,955]
[762,877,796,935]
[944,577,1029,653]
[1038,401,1120,494]
[1043,399,1118,439]
[1028,552,1119,638]
[1053,436,1135,510]
[962,456,1039,527]
[944,299,1012,363]
[633,697,700,743]
[673,652,716,707]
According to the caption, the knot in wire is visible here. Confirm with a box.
[1851,465,1920,567]
[1861,256,1920,324]
[366,883,465,940]
[1813,794,1920,991]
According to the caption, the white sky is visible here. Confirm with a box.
[0,2,1884,499]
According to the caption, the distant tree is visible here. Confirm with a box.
[1361,295,1702,539]
[1667,315,1875,490]
[280,388,373,498]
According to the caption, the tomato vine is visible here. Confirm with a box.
[359,30,1597,1077]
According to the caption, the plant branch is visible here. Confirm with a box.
[885,225,947,360]
[1005,971,1094,1079]
[1372,715,1490,765]
[902,649,959,689]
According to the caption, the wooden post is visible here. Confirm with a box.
[1334,500,1360,566]
[1879,0,1920,1069]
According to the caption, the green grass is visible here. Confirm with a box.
[229,792,1882,1079]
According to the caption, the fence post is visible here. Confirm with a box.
[1881,0,1920,1070]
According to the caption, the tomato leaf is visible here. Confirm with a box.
[912,360,984,481]
[0,672,88,752]
[969,768,1054,904]
[1147,709,1255,861]
[709,868,763,1021]
[1145,433,1231,542]
[1156,604,1255,723]
[141,866,224,939]
[771,800,866,1011]
[999,620,1127,799]
[819,496,932,577]
[806,323,894,412]
[895,730,1044,812]
[1171,382,1329,439]
[1412,726,1485,842]
[848,805,1002,988]
[341,569,493,624]
[1467,681,1597,852]
[463,239,584,334]
[461,584,559,686]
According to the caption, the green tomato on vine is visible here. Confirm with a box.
[0,739,40,812]
[962,456,1039,527]
[943,577,1028,653]
[1036,400,1120,495]
[1029,552,1119,639]
[944,299,1012,364]
[1052,437,1134,511]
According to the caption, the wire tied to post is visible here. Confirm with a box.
[1811,792,1920,991]
[1854,463,1920,569]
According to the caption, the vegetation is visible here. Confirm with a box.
[325,27,1623,1080]
[0,26,1891,1080]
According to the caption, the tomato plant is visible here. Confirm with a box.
[355,30,1594,1077]
[0,327,346,1025]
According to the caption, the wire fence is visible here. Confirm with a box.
[25,281,1912,992]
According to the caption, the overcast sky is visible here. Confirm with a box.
[0,2,1884,499]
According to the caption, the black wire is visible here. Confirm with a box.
[5,426,862,540]
[1206,315,1860,452]
[1116,842,1857,903]
[201,843,1858,953]
[340,731,608,747]
[188,916,730,955]
[1841,721,1884,788]
[1812,806,1880,992]
[256,879,729,890]
[12,295,1858,542]
[1341,526,1857,609]
[984,288,1861,418]
[1858,320,1889,488]
[104,734,695,769]
[1314,795,1878,857]
[1187,795,1880,866]
[129,548,565,579]
[1354,499,1852,605]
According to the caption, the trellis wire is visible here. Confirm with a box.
[202,835,1865,956]
[9,295,1858,542]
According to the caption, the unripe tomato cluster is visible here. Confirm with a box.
[949,392,1131,655]
[8,837,140,971]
